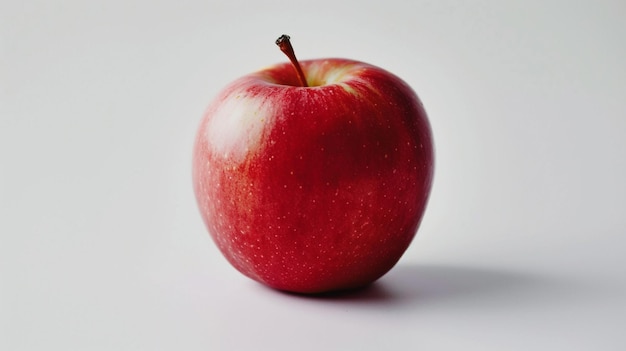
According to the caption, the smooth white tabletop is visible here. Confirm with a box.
[2,1,625,350]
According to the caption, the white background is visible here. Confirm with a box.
[2,0,625,350]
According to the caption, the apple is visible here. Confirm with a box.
[193,35,434,294]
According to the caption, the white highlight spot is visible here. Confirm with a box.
[205,94,273,161]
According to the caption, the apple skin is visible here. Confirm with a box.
[193,58,434,294]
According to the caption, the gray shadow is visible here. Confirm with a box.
[286,263,576,308]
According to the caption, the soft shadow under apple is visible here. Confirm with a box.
[279,263,575,308]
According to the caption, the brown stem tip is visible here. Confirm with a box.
[276,34,308,87]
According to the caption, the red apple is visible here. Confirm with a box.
[193,35,434,294]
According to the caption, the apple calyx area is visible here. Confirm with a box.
[275,34,309,87]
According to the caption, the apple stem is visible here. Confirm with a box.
[276,34,308,87]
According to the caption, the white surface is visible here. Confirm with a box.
[2,0,625,350]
